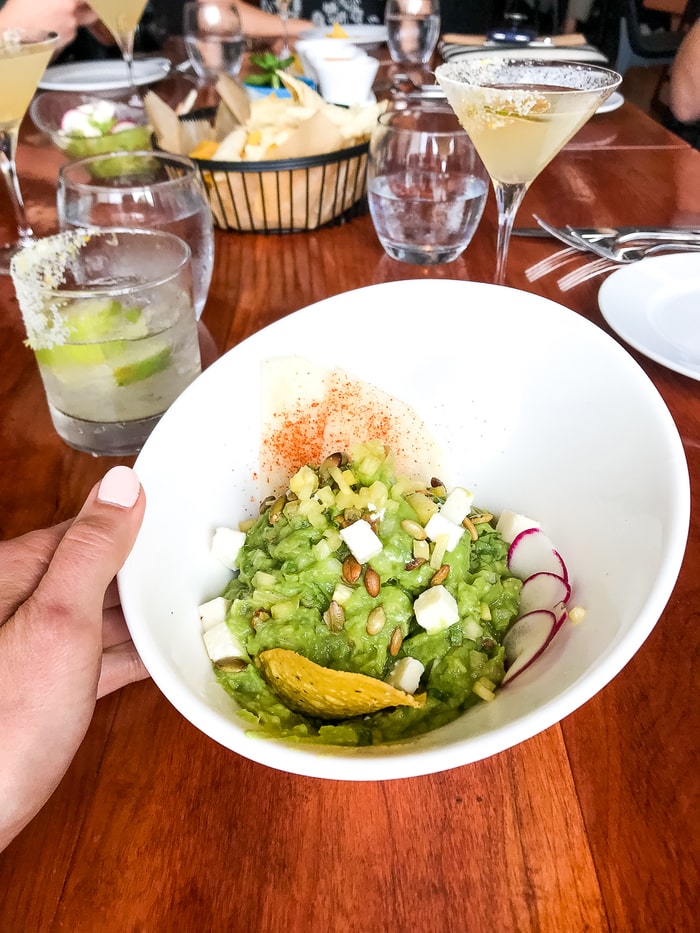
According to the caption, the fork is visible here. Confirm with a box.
[557,242,700,291]
[525,246,581,282]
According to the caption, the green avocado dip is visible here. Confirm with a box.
[208,442,522,746]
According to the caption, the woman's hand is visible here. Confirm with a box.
[0,466,148,851]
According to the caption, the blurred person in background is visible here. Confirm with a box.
[669,13,700,124]
[0,0,99,51]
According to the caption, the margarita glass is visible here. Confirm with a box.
[0,28,58,273]
[10,229,202,455]
[86,0,148,93]
[435,59,622,284]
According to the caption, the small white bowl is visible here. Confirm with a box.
[119,279,690,781]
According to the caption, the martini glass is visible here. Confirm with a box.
[435,59,622,284]
[86,0,148,94]
[0,28,58,274]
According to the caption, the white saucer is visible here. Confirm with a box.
[596,91,624,114]
[598,253,700,380]
[298,24,388,45]
[39,57,170,92]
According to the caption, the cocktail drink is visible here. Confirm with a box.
[86,0,148,90]
[57,151,215,320]
[10,229,202,455]
[0,28,58,273]
[435,59,622,284]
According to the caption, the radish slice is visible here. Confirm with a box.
[112,120,137,133]
[501,609,557,685]
[519,571,571,615]
[508,528,568,582]
[553,600,568,629]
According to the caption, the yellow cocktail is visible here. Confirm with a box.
[0,29,57,273]
[436,59,622,284]
[86,0,148,89]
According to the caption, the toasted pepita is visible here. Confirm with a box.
[256,648,426,719]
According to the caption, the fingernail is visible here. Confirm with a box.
[97,466,141,509]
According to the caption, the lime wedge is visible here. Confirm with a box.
[67,299,148,342]
[112,345,172,386]
[36,343,106,368]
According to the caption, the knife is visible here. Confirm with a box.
[514,226,700,239]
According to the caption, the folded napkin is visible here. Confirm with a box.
[439,33,609,65]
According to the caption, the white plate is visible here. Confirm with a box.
[118,279,689,781]
[598,254,700,380]
[39,57,170,92]
[298,24,388,45]
[596,90,624,115]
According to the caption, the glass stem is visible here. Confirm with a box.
[0,129,33,242]
[278,2,290,59]
[493,180,528,285]
[118,31,140,104]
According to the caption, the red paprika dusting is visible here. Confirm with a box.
[263,369,427,482]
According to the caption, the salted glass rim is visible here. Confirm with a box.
[0,28,58,51]
[14,228,192,301]
[435,58,622,93]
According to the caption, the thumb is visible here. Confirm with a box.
[30,466,145,634]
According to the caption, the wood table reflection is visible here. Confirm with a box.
[0,77,699,932]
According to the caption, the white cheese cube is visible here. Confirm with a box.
[339,519,383,564]
[202,622,247,663]
[386,657,425,694]
[211,526,246,570]
[424,512,464,552]
[198,596,231,632]
[414,584,459,633]
[495,510,540,545]
[439,486,474,525]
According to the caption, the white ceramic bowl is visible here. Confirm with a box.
[118,280,690,781]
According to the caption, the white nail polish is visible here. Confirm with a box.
[97,466,141,508]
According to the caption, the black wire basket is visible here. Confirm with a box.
[182,111,369,234]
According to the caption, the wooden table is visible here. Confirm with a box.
[1,83,699,932]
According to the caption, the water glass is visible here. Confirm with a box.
[57,151,214,319]
[183,1,245,82]
[367,105,489,265]
[385,0,441,65]
[10,230,202,456]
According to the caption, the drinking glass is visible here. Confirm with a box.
[183,1,245,83]
[57,151,214,320]
[86,0,148,93]
[367,104,488,265]
[385,0,441,66]
[0,28,58,274]
[435,59,622,284]
[10,229,201,456]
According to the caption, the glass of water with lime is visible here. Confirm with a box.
[10,229,202,456]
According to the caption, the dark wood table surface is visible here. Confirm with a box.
[1,71,699,932]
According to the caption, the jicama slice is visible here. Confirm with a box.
[508,528,568,582]
[501,609,557,685]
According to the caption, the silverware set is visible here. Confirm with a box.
[520,216,700,291]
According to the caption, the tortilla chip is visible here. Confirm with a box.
[257,648,426,719]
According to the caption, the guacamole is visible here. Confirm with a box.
[211,442,522,746]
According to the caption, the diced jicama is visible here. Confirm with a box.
[495,510,540,544]
[507,528,568,582]
[501,609,557,685]
[519,571,571,615]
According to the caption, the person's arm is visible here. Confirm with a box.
[0,0,98,51]
[0,466,148,852]
[236,0,310,39]
[669,18,700,124]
